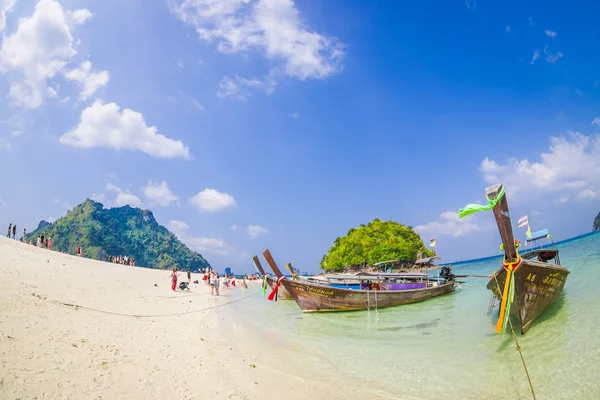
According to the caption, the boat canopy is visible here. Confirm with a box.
[526,229,550,242]
[414,256,440,265]
[322,272,428,281]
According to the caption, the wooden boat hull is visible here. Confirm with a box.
[265,276,293,300]
[486,260,569,334]
[280,279,456,313]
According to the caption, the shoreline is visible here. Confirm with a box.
[0,237,390,399]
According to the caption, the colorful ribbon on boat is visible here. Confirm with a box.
[457,186,505,219]
[267,276,285,302]
[261,276,267,296]
[495,252,523,333]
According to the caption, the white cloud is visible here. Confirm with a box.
[480,133,600,204]
[91,192,105,203]
[544,29,557,38]
[176,58,184,68]
[64,61,109,100]
[143,180,178,206]
[247,224,269,238]
[168,219,190,236]
[10,130,21,136]
[106,182,143,207]
[0,0,16,32]
[578,189,597,200]
[217,74,275,100]
[230,224,238,231]
[415,211,484,238]
[529,49,540,64]
[168,219,228,255]
[287,111,299,119]
[592,118,600,127]
[67,9,92,25]
[505,25,511,33]
[0,0,92,108]
[177,91,205,111]
[47,217,56,223]
[170,0,344,89]
[60,100,191,159]
[189,188,237,212]
[544,45,564,64]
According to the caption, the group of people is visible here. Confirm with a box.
[6,223,24,241]
[108,255,136,266]
[168,268,248,293]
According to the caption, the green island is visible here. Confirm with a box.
[594,212,600,232]
[320,218,434,272]
[27,199,210,271]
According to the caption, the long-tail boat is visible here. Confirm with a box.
[251,255,293,300]
[261,249,457,313]
[471,184,570,334]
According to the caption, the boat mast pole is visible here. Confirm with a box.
[486,184,518,263]
[252,255,268,276]
[263,249,285,278]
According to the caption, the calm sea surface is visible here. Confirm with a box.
[224,232,600,399]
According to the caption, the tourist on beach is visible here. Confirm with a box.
[47,237,52,250]
[12,224,16,240]
[214,273,220,296]
[209,272,215,295]
[7,223,11,238]
[36,237,41,247]
[22,228,26,242]
[187,270,191,284]
[170,267,179,291]
[77,246,81,256]
[40,234,45,247]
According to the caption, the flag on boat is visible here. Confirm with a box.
[429,238,437,248]
[517,215,529,228]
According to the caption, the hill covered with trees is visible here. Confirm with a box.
[320,218,433,272]
[28,199,210,271]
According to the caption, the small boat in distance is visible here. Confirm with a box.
[251,255,293,300]
[481,184,570,334]
[261,249,457,313]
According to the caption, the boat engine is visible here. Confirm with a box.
[439,266,456,281]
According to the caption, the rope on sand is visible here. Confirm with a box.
[492,274,536,400]
[56,292,258,318]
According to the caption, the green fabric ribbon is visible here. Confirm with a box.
[458,186,505,218]
[261,276,267,296]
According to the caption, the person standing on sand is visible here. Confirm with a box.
[77,246,81,256]
[214,273,220,296]
[22,228,26,242]
[40,233,45,247]
[47,237,52,250]
[36,237,41,247]
[7,223,11,238]
[170,267,179,291]
[187,270,191,284]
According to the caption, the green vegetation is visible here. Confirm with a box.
[594,212,600,232]
[320,218,433,271]
[28,199,210,271]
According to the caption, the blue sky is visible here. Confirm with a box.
[1,0,599,273]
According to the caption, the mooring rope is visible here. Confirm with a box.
[56,292,258,318]
[492,273,536,400]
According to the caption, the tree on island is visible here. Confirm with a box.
[320,218,433,272]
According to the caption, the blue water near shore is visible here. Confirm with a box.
[227,232,600,399]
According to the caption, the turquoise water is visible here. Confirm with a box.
[226,232,600,399]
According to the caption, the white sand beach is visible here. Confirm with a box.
[0,237,387,400]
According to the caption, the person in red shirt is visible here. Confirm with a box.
[170,267,179,291]
[77,246,81,256]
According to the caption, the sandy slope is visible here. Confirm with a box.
[0,237,388,400]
